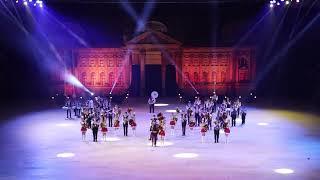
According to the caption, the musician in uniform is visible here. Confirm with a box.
[241,109,247,125]
[194,105,201,127]
[148,96,156,113]
[181,113,187,136]
[231,108,237,127]
[92,119,99,142]
[123,112,129,136]
[65,98,72,119]
[150,121,159,147]
[107,108,113,127]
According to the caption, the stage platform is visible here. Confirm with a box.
[0,98,319,179]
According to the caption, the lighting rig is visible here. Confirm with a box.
[269,0,301,8]
[15,0,44,8]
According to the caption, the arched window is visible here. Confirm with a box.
[100,72,106,86]
[117,72,123,86]
[194,72,199,83]
[108,72,114,86]
[212,71,217,83]
[81,72,87,85]
[221,71,226,83]
[90,72,96,85]
[202,72,208,82]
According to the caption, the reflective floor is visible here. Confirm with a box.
[0,99,319,179]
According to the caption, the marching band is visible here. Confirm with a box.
[62,93,247,145]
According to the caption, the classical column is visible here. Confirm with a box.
[176,51,183,89]
[161,58,166,96]
[139,50,146,96]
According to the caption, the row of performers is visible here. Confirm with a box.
[80,107,137,141]
[185,97,242,116]
[149,111,233,146]
[64,97,112,119]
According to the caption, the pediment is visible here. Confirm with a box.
[125,31,182,46]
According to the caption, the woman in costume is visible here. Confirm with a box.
[80,118,87,141]
[158,124,166,146]
[188,113,196,134]
[129,113,137,136]
[100,119,108,141]
[200,119,209,143]
[223,118,231,144]
[169,113,177,136]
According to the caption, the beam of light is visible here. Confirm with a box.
[0,0,29,35]
[233,9,272,49]
[288,0,304,40]
[154,103,169,107]
[261,7,289,63]
[253,12,320,88]
[134,0,156,34]
[147,141,173,147]
[56,152,75,158]
[43,10,89,47]
[173,153,199,159]
[289,0,319,39]
[64,72,93,94]
[109,50,131,95]
[119,1,139,22]
[274,168,294,174]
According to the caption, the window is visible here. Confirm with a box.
[108,72,114,86]
[212,71,217,82]
[90,59,95,67]
[81,72,87,85]
[90,72,96,85]
[194,72,199,83]
[221,71,226,83]
[117,72,123,86]
[239,57,248,69]
[202,72,208,82]
[100,59,105,67]
[100,72,106,85]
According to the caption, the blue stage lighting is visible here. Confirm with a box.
[23,1,28,5]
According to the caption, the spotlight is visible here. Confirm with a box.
[127,93,129,96]
[154,103,169,107]
[51,96,55,100]
[105,137,120,142]
[34,3,36,6]
[258,122,269,126]
[56,94,59,96]
[16,0,18,3]
[90,93,94,96]
[165,110,176,113]
[270,3,274,8]
[285,0,290,5]
[277,2,280,5]
[109,92,112,95]
[239,96,242,99]
[67,96,70,99]
[296,0,299,2]
[110,97,113,99]
[80,97,83,99]
[39,3,43,8]
[23,1,28,5]
[29,0,32,2]
[56,153,75,158]
[178,93,180,96]
[125,97,128,99]
[250,93,253,96]
[254,96,257,99]
[173,153,198,159]
[179,96,182,99]
[274,168,294,174]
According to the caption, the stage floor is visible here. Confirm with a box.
[0,99,319,179]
